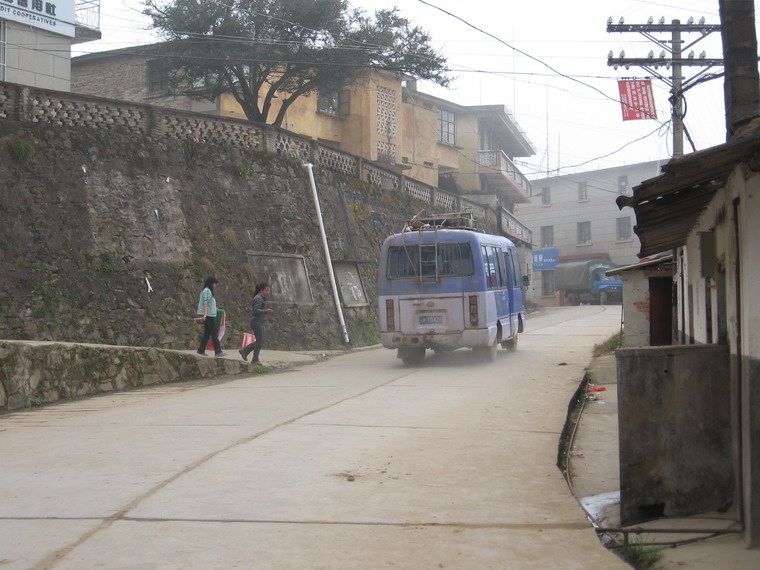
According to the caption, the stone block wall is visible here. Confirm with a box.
[0,341,249,412]
[0,82,501,369]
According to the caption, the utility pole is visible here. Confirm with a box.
[718,0,760,138]
[607,17,723,157]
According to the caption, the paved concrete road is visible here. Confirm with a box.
[0,306,628,569]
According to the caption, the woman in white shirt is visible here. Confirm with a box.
[196,275,225,357]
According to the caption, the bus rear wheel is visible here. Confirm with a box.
[475,339,498,362]
[502,335,518,352]
[399,347,425,366]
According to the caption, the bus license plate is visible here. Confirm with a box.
[419,315,443,325]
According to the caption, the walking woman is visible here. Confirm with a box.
[196,276,226,357]
[240,283,273,365]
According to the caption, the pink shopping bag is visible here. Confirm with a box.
[241,332,256,348]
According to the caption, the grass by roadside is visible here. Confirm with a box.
[593,331,623,357]
[617,537,662,569]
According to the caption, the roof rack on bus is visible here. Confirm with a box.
[404,212,478,231]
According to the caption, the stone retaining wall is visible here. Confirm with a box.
[0,341,250,412]
[0,84,502,354]
[0,80,487,221]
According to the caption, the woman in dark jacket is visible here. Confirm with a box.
[240,283,273,365]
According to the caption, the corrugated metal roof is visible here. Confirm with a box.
[606,254,673,275]
[617,120,760,257]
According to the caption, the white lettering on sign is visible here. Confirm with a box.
[0,0,75,37]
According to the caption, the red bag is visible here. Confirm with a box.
[241,332,256,348]
[207,309,226,351]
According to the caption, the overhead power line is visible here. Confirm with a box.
[415,0,648,111]
[85,0,686,173]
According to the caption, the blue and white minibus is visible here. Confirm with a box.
[378,212,527,365]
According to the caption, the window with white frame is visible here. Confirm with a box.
[437,109,456,145]
[578,181,588,201]
[617,216,632,241]
[541,187,551,206]
[577,221,592,245]
[540,226,554,248]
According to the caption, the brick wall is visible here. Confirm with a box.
[71,54,197,112]
[71,55,150,103]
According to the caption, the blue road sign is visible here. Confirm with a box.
[533,248,560,271]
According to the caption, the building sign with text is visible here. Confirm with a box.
[532,248,560,271]
[618,79,657,121]
[0,0,75,37]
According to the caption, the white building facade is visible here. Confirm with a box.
[514,161,664,305]
[0,0,100,90]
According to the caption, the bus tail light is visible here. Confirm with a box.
[385,299,395,331]
[469,295,479,326]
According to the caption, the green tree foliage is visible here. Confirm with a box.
[143,0,450,126]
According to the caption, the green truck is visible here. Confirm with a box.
[555,260,623,305]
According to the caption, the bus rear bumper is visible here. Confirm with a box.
[381,329,493,350]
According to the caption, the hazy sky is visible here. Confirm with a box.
[80,0,749,177]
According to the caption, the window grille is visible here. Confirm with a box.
[376,140,396,164]
[376,86,396,137]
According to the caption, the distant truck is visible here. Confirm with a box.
[555,260,623,305]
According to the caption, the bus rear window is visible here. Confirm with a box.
[387,243,474,278]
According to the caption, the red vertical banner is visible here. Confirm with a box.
[618,79,658,121]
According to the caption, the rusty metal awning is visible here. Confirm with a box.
[617,121,760,257]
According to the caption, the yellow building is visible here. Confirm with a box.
[403,88,535,213]
[218,71,462,189]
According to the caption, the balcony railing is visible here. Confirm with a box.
[75,0,101,30]
[500,207,533,245]
[477,150,533,199]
